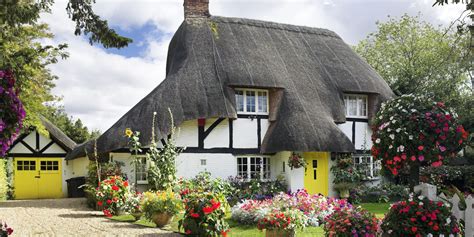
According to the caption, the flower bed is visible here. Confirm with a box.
[95,176,131,217]
[323,206,378,237]
[231,190,352,227]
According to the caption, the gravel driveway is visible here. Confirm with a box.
[0,198,181,237]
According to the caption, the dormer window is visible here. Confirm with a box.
[344,94,368,118]
[235,89,268,114]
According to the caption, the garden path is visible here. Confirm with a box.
[0,198,181,237]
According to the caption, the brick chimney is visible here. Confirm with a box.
[184,0,210,19]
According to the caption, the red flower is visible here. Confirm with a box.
[124,181,129,187]
[433,225,439,231]
[190,213,200,218]
[410,217,416,222]
[97,201,103,206]
[211,199,221,210]
[185,230,192,235]
[112,185,119,191]
[203,206,214,214]
[411,226,417,233]
[417,145,424,151]
[106,199,112,205]
[103,209,112,217]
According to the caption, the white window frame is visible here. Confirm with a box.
[344,94,368,118]
[135,156,148,184]
[236,156,271,181]
[353,154,381,180]
[235,88,269,115]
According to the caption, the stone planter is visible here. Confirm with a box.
[265,229,296,237]
[151,213,174,227]
[130,211,143,221]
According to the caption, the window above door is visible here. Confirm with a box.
[344,94,368,118]
[235,89,269,115]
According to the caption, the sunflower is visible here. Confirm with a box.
[125,128,133,137]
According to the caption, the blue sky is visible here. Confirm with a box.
[40,0,466,132]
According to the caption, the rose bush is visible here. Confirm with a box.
[179,191,230,236]
[323,206,379,237]
[0,70,26,156]
[371,94,469,176]
[381,194,461,236]
[95,175,131,217]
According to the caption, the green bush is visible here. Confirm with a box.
[420,165,474,193]
[0,159,7,200]
[83,160,124,208]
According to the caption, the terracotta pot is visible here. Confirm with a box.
[131,212,143,221]
[151,212,174,227]
[265,229,295,237]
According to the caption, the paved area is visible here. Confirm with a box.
[0,198,181,237]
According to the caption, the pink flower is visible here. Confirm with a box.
[418,155,425,161]
[439,146,446,152]
[417,145,424,151]
[410,156,417,161]
[431,161,442,167]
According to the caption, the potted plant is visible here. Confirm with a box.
[0,220,13,237]
[179,191,230,236]
[257,210,308,237]
[125,192,143,221]
[142,190,182,227]
[95,175,131,217]
[287,152,306,169]
[330,155,361,198]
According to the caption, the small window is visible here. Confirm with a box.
[344,94,368,118]
[353,154,381,180]
[200,159,207,166]
[235,89,269,115]
[136,157,148,184]
[237,156,270,180]
[40,161,59,171]
[282,161,286,173]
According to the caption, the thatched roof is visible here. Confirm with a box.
[40,116,77,151]
[66,16,393,160]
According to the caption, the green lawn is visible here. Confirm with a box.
[111,202,390,236]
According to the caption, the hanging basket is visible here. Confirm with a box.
[265,229,296,237]
[151,212,174,227]
[287,152,306,169]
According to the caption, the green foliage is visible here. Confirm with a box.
[354,14,473,131]
[330,154,362,188]
[95,176,131,217]
[0,159,7,201]
[44,106,101,143]
[175,171,235,198]
[357,183,410,203]
[83,159,124,208]
[128,110,182,191]
[420,165,474,193]
[323,206,378,237]
[227,176,287,203]
[179,191,230,236]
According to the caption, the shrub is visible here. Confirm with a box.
[0,159,7,201]
[330,155,362,195]
[231,199,273,225]
[0,70,26,156]
[0,220,13,236]
[381,194,461,236]
[227,176,287,202]
[420,165,474,193]
[142,190,182,220]
[83,160,124,208]
[175,172,235,199]
[257,210,308,231]
[95,176,131,217]
[357,183,410,203]
[124,191,143,214]
[323,206,379,237]
[179,191,230,237]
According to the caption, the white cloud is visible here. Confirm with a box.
[40,0,466,132]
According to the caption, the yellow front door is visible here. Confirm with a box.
[303,152,329,196]
[14,158,63,199]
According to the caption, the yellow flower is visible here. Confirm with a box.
[125,128,133,137]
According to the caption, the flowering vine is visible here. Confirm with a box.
[0,70,26,156]
[371,94,469,176]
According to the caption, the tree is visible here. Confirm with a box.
[44,106,101,144]
[354,14,473,132]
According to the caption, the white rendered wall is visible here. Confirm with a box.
[204,119,229,148]
[176,153,237,179]
[175,120,198,147]
[233,119,258,148]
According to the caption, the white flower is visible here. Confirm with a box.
[379,116,383,120]
[391,120,396,124]
[389,116,394,121]
[387,128,391,132]
[389,134,395,140]
[389,145,393,149]
[419,202,424,206]
[375,138,381,144]
[409,135,413,140]
[446,217,451,224]
[411,109,417,112]
[396,128,401,133]
[388,230,393,234]
[397,145,405,152]
[418,195,424,200]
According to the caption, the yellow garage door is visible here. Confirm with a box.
[303,152,329,196]
[14,158,63,199]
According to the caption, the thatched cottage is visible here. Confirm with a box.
[7,0,393,199]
